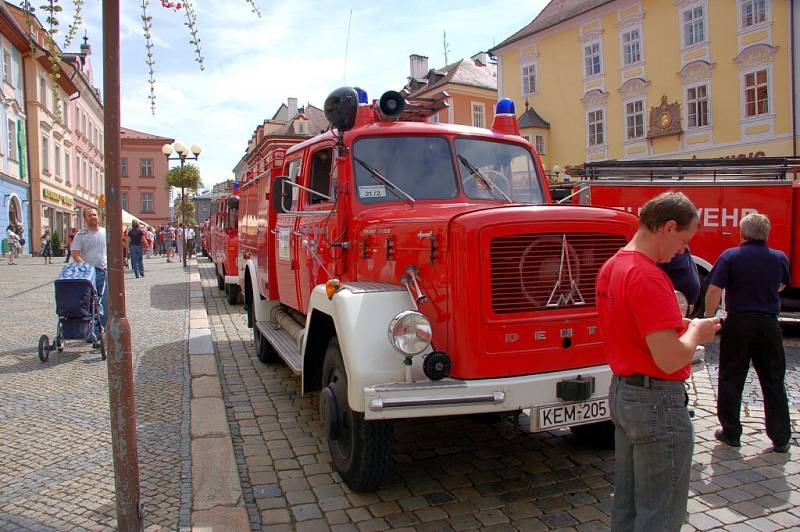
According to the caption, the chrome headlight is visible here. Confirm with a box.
[388,311,432,355]
[675,290,689,317]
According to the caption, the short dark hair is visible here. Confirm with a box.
[638,191,698,232]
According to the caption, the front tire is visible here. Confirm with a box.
[321,338,391,491]
[217,271,225,291]
[226,284,240,305]
[251,305,279,364]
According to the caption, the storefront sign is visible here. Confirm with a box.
[42,188,74,206]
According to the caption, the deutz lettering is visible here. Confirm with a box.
[613,207,758,228]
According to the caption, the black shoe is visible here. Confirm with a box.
[714,429,741,447]
[92,342,101,348]
[772,442,790,453]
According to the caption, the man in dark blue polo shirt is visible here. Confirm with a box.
[704,213,791,453]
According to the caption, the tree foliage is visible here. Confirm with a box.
[173,197,196,224]
[165,163,203,191]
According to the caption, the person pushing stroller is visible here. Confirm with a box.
[70,208,107,342]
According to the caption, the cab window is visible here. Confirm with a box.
[308,148,333,204]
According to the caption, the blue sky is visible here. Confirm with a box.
[72,0,548,186]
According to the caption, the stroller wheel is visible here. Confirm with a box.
[38,335,50,362]
[55,335,64,353]
[100,336,106,360]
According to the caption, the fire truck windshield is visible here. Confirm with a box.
[353,136,458,203]
[455,139,545,204]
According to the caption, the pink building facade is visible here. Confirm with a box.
[120,127,174,227]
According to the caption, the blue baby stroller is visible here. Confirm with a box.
[38,263,106,362]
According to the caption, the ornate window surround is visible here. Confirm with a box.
[735,43,776,133]
[678,60,714,135]
[736,0,770,33]
[520,50,539,97]
[675,0,709,53]
[580,25,604,81]
[617,10,645,70]
[581,89,608,160]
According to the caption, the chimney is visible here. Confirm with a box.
[471,52,490,66]
[409,54,429,79]
[287,97,298,119]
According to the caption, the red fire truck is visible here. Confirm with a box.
[210,188,241,304]
[574,158,800,316]
[238,86,639,490]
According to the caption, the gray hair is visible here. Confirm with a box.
[740,212,770,241]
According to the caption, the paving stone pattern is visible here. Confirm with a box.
[0,256,190,531]
[199,258,800,531]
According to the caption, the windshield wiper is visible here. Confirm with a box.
[457,154,513,203]
[353,156,415,204]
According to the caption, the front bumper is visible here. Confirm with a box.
[363,364,612,423]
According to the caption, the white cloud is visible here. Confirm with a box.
[79,0,549,185]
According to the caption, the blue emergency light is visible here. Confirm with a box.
[233,181,240,190]
[495,98,515,115]
[354,87,368,104]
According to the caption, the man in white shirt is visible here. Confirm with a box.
[71,208,108,336]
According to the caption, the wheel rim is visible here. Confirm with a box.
[326,363,353,459]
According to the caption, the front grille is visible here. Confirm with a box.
[489,232,627,314]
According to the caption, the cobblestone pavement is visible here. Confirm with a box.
[0,256,190,531]
[199,258,800,532]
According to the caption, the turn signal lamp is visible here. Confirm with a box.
[325,278,342,299]
[491,98,521,136]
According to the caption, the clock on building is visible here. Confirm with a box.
[647,95,682,139]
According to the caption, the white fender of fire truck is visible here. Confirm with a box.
[303,283,430,413]
[244,259,277,324]
[692,255,713,274]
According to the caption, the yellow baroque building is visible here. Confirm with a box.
[491,0,797,173]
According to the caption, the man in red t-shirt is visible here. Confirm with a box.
[596,191,720,531]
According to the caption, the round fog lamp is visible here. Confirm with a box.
[388,311,432,355]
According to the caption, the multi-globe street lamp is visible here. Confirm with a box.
[161,142,201,267]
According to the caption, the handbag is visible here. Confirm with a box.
[19,238,25,245]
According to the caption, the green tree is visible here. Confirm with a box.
[173,197,196,224]
[165,163,203,192]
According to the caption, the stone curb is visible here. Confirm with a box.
[186,262,249,531]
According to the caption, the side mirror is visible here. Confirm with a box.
[271,176,292,214]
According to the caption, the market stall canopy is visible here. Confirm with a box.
[121,209,147,229]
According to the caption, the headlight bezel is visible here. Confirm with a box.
[387,310,432,355]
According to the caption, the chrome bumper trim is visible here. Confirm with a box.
[369,391,505,411]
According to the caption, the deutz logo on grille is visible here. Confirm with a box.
[546,234,586,308]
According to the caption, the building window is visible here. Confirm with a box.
[587,109,604,146]
[7,119,16,161]
[54,144,61,176]
[121,192,128,211]
[41,136,49,172]
[121,158,128,177]
[744,69,768,116]
[522,63,537,95]
[584,42,602,77]
[535,135,546,154]
[83,159,88,187]
[140,158,153,177]
[625,100,644,139]
[141,192,154,213]
[65,151,71,184]
[472,102,485,128]
[63,100,68,127]
[687,84,710,127]
[39,77,47,107]
[2,50,11,85]
[428,113,440,124]
[51,91,58,115]
[742,0,766,27]
[683,6,705,47]
[622,29,641,66]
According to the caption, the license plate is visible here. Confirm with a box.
[535,397,609,431]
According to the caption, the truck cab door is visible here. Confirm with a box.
[296,145,337,313]
[274,157,303,312]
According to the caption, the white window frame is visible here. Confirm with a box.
[621,28,642,67]
[121,157,128,177]
[680,2,707,49]
[121,191,128,211]
[521,61,537,96]
[41,135,50,172]
[54,143,61,176]
[742,67,770,118]
[739,0,768,29]
[534,135,546,155]
[624,99,645,140]
[141,192,154,213]
[2,49,11,86]
[583,41,603,78]
[39,76,47,108]
[471,102,486,128]
[686,83,711,129]
[140,158,153,177]
[586,108,605,147]
[64,151,71,185]
[7,118,16,161]
[428,113,440,124]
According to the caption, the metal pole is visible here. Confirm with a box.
[102,1,142,530]
[181,161,186,267]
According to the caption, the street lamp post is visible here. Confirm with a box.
[161,143,201,268]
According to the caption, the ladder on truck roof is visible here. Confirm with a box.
[574,157,800,182]
[388,90,450,122]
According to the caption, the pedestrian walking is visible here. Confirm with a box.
[40,230,53,264]
[704,213,792,453]
[127,220,145,278]
[176,223,185,260]
[70,208,107,342]
[65,228,77,263]
[145,226,155,259]
[186,225,195,258]
[5,224,21,265]
[164,225,175,262]
[596,191,720,531]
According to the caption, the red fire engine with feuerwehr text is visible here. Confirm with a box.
[573,158,800,319]
[237,86,643,491]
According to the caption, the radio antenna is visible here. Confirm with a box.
[443,30,451,65]
[343,9,353,84]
